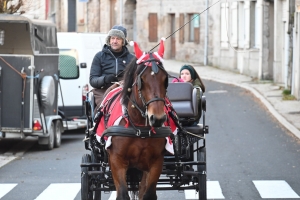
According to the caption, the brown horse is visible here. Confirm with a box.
[105,39,171,200]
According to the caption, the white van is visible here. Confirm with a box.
[57,32,107,130]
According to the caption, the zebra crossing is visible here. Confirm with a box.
[0,180,299,199]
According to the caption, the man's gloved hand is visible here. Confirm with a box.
[104,74,118,84]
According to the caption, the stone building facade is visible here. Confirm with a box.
[19,0,300,100]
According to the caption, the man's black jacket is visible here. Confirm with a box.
[89,44,134,89]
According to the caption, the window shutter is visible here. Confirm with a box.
[238,2,245,48]
[221,3,229,48]
[194,27,200,44]
[244,1,250,49]
[231,2,238,47]
[149,13,158,42]
[179,14,184,43]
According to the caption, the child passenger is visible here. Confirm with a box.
[173,64,205,93]
[172,65,205,125]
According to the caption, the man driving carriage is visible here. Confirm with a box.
[89,25,134,110]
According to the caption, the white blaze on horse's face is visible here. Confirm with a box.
[141,66,167,127]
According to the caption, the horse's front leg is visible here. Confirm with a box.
[138,171,147,199]
[108,151,130,200]
[141,157,164,200]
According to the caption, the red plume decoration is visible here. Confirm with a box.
[130,38,165,65]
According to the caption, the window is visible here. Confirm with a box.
[149,13,158,42]
[0,29,4,45]
[188,13,200,43]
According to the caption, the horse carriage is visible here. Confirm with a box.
[80,39,209,200]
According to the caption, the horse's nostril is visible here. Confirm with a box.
[161,114,167,122]
[150,115,154,122]
[149,114,167,127]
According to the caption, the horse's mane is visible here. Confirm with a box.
[121,57,139,106]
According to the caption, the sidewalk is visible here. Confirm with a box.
[163,59,300,140]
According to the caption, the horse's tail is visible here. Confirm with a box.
[127,168,142,196]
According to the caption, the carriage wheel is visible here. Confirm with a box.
[81,154,93,200]
[91,151,101,200]
[54,120,62,148]
[197,147,207,200]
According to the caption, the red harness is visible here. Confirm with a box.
[96,86,177,139]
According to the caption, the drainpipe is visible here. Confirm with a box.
[258,0,264,80]
[204,0,208,65]
[291,20,295,95]
[284,0,290,89]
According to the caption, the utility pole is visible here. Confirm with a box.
[204,0,209,65]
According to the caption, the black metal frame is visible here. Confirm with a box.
[81,90,209,200]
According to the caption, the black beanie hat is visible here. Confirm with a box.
[180,65,196,80]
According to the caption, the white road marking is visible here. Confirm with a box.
[0,184,17,198]
[184,181,225,199]
[0,156,17,168]
[253,180,300,198]
[2,180,300,199]
[208,90,228,94]
[108,191,117,200]
[207,181,225,199]
[34,183,81,200]
[0,137,37,169]
[108,181,225,200]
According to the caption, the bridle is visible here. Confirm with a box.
[127,54,168,124]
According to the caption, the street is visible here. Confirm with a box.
[0,80,300,200]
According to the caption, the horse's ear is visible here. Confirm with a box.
[153,38,165,62]
[157,38,165,58]
[130,41,144,60]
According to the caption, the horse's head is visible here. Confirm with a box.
[122,39,168,127]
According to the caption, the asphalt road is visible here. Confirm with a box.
[0,80,300,200]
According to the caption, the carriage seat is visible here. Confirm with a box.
[167,82,203,125]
